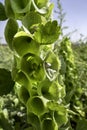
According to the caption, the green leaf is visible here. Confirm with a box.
[0,69,14,96]
[21,53,45,81]
[4,18,18,50]
[76,119,87,130]
[10,0,31,13]
[5,0,15,18]
[34,20,61,44]
[22,12,42,32]
[0,2,7,21]
[13,31,39,56]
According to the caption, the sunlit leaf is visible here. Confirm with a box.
[0,69,14,96]
[4,18,18,50]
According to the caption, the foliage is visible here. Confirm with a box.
[0,44,13,70]
[0,0,87,130]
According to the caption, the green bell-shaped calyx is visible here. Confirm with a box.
[13,31,39,57]
[34,20,61,44]
[38,78,61,100]
[15,84,30,105]
[44,51,60,81]
[21,53,45,81]
[22,12,44,33]
[10,0,31,14]
[27,96,46,116]
[27,112,41,130]
[47,101,68,127]
[41,118,58,130]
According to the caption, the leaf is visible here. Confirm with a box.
[13,31,39,56]
[0,69,14,96]
[4,18,18,50]
[76,119,87,130]
[34,20,61,44]
[0,2,7,21]
[10,0,31,13]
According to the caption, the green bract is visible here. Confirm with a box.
[15,84,30,104]
[22,12,44,32]
[44,50,60,81]
[10,0,31,13]
[38,78,60,100]
[27,96,46,116]
[21,53,45,81]
[34,20,61,44]
[13,31,39,56]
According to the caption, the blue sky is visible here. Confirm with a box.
[51,0,87,42]
[0,0,87,43]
